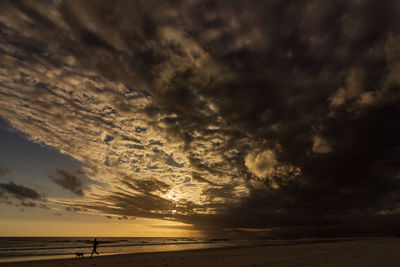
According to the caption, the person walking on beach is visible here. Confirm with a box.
[91,238,99,257]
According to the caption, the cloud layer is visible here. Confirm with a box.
[0,182,41,200]
[0,0,400,237]
[51,168,84,196]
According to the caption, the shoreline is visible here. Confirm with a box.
[1,238,400,267]
[0,245,254,266]
[0,245,238,264]
[0,241,257,264]
[0,237,366,264]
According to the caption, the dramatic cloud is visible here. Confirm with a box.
[0,0,399,237]
[65,206,86,212]
[329,68,365,108]
[245,150,277,179]
[312,135,332,154]
[0,181,42,200]
[50,168,84,196]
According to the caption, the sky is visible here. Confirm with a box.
[0,0,400,238]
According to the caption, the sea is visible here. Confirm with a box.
[0,237,274,263]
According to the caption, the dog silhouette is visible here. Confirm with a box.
[75,252,84,258]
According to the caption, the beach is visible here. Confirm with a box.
[1,238,399,267]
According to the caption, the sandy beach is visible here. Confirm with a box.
[1,238,399,267]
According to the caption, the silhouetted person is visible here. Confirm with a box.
[91,238,99,257]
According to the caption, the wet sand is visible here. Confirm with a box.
[1,238,399,267]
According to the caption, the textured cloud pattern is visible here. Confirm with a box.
[0,0,400,237]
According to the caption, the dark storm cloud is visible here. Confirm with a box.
[0,181,42,200]
[51,168,84,196]
[1,0,400,237]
